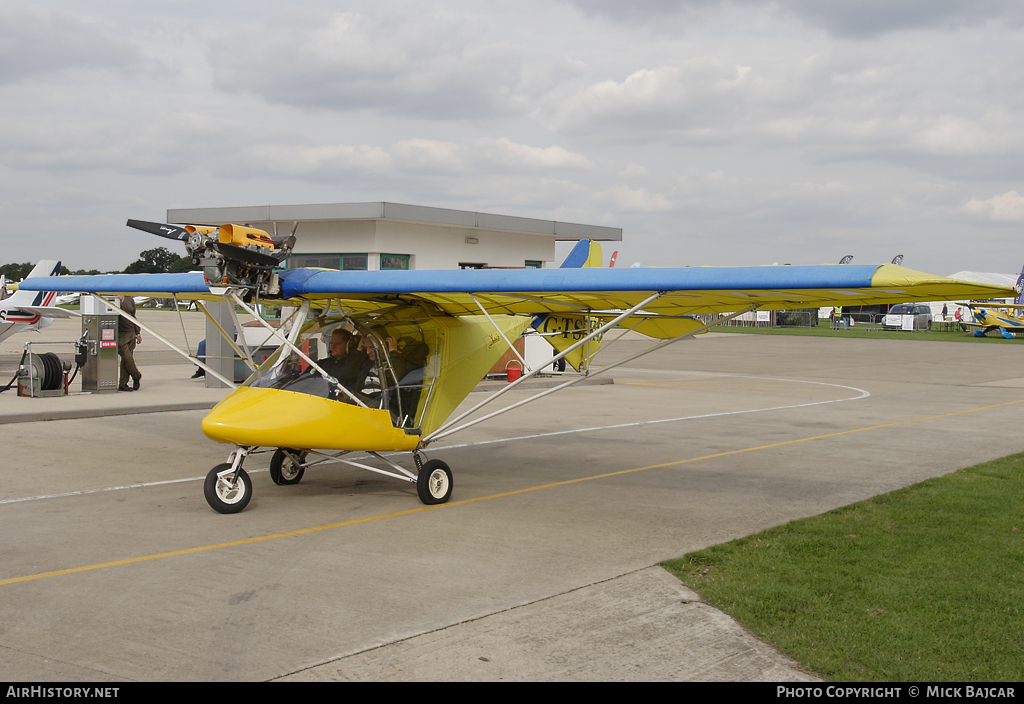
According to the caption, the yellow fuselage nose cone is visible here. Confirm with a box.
[201,386,420,452]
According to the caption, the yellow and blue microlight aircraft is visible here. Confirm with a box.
[20,220,1017,513]
[956,301,1024,339]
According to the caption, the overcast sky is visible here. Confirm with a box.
[3,0,1023,274]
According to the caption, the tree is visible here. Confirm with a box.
[0,262,34,281]
[123,247,182,274]
[168,255,194,273]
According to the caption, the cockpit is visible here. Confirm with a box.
[245,313,439,433]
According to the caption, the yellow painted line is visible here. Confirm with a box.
[3,398,1022,588]
[0,505,440,587]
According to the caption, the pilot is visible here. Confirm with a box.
[317,328,361,388]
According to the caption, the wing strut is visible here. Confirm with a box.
[471,294,532,373]
[424,292,666,444]
[195,300,260,374]
[423,304,760,445]
[89,293,237,388]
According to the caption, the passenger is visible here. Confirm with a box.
[351,326,415,394]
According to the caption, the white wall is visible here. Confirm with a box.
[275,219,554,270]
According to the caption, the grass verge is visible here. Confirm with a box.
[662,453,1024,681]
[709,324,1023,343]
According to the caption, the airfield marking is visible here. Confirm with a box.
[0,375,866,506]
[1,396,1022,588]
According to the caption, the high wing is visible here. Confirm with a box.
[25,264,1016,315]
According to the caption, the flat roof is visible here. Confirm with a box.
[167,202,622,242]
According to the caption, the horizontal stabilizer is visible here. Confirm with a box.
[17,306,80,319]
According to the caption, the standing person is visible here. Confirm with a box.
[117,295,142,392]
[942,303,948,321]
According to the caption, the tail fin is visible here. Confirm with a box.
[1015,263,1023,305]
[8,261,61,308]
[559,239,603,268]
[536,241,606,370]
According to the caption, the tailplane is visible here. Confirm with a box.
[538,241,606,370]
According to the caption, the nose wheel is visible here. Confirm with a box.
[204,462,252,514]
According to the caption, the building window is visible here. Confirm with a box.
[288,254,369,270]
[525,260,542,268]
[342,254,368,271]
[381,254,410,270]
[289,254,340,270]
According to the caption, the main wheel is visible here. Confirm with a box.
[204,463,252,514]
[270,448,306,485]
[417,459,453,505]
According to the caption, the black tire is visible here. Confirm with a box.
[204,463,252,514]
[270,448,306,485]
[417,459,453,505]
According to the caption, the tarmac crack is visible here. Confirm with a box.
[0,642,134,682]
[269,565,699,681]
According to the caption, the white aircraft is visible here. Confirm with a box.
[0,261,78,344]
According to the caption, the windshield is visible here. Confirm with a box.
[245,313,439,430]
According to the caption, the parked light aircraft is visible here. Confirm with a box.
[0,261,78,344]
[956,301,1024,338]
[21,222,1016,514]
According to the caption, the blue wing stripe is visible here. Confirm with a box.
[29,272,210,294]
[20,265,882,298]
[278,265,882,298]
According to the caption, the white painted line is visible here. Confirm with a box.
[0,376,868,506]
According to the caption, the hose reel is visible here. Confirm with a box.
[16,351,73,397]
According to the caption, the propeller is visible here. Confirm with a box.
[125,217,295,296]
[126,219,190,242]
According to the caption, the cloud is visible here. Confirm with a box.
[0,0,142,84]
[208,10,532,119]
[962,191,1024,221]
[0,112,247,175]
[778,0,1024,38]
[559,0,1024,38]
[551,60,756,137]
[391,137,592,173]
[238,142,393,177]
[593,186,673,212]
